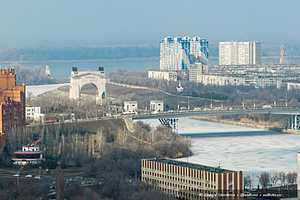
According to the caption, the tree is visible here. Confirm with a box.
[259,172,270,189]
[279,172,286,186]
[286,172,297,185]
[270,172,280,186]
[244,175,252,190]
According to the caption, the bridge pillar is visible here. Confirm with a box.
[288,115,300,130]
[158,118,178,134]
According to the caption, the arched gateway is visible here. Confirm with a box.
[69,67,106,105]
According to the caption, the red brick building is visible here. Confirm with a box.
[141,158,243,199]
[0,68,25,135]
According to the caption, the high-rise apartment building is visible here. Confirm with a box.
[219,41,261,65]
[141,158,243,199]
[0,68,26,135]
[160,36,209,71]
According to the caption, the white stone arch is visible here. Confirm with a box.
[69,69,106,105]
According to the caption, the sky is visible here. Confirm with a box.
[0,0,299,48]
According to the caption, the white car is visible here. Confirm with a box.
[262,105,272,109]
[34,175,41,179]
[25,174,33,178]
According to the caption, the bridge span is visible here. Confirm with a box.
[131,107,300,131]
[132,107,300,120]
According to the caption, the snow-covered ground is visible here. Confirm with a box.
[26,83,69,97]
[139,117,300,173]
[183,134,300,172]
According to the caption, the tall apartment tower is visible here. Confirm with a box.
[219,41,261,65]
[160,36,209,71]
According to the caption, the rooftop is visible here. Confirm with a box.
[144,158,235,173]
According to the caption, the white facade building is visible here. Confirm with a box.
[197,74,281,88]
[188,63,206,82]
[148,70,177,81]
[123,101,138,114]
[287,82,300,91]
[198,74,246,86]
[25,106,45,122]
[150,100,164,113]
[219,41,261,65]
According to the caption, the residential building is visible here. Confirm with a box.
[287,82,300,91]
[219,41,261,65]
[198,74,246,86]
[148,70,177,81]
[141,158,243,199]
[25,106,45,123]
[189,63,206,82]
[196,74,282,88]
[253,75,282,88]
[150,100,164,113]
[160,36,209,71]
[0,68,26,135]
[123,101,138,114]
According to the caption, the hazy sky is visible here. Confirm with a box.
[0,0,299,48]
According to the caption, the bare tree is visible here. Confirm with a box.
[259,172,270,189]
[279,172,286,186]
[286,172,297,185]
[270,172,280,186]
[244,175,252,190]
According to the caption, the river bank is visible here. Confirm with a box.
[190,115,282,130]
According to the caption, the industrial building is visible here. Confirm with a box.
[0,68,26,135]
[141,158,243,199]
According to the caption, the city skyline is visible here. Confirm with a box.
[0,0,299,48]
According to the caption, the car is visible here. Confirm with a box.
[34,175,41,179]
[13,173,20,177]
[193,107,202,111]
[25,174,33,178]
[262,105,272,109]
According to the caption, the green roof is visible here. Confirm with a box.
[144,158,236,173]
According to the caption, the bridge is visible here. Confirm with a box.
[131,107,300,131]
[25,107,300,132]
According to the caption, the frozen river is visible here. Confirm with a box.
[138,117,300,173]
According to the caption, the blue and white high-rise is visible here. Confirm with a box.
[159,36,209,71]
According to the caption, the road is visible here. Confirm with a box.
[0,167,84,179]
[132,107,300,120]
